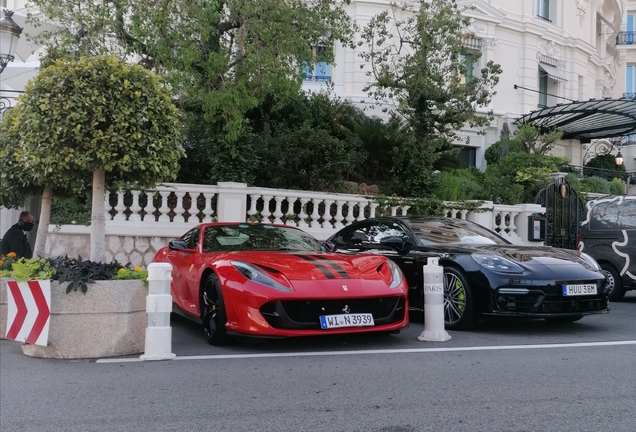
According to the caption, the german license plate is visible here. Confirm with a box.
[563,284,597,296]
[319,313,374,329]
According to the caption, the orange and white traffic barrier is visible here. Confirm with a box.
[140,263,176,361]
[418,257,451,342]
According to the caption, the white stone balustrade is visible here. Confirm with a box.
[43,182,546,266]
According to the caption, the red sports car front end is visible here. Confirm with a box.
[213,252,409,337]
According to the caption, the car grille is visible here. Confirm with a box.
[260,297,405,330]
[495,280,607,314]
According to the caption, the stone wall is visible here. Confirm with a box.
[46,232,170,267]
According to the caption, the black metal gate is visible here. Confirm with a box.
[534,176,584,250]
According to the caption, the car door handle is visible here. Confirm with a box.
[404,261,414,264]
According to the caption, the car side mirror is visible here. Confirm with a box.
[168,240,189,251]
[380,236,414,255]
[322,241,337,252]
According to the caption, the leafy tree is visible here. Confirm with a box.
[480,153,571,204]
[485,124,563,166]
[3,56,183,262]
[29,0,356,183]
[358,0,502,196]
[249,91,365,191]
[0,106,81,256]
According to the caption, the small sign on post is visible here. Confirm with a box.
[418,257,451,342]
[140,263,176,361]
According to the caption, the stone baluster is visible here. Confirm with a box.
[459,209,469,220]
[310,199,322,228]
[202,193,216,222]
[323,199,335,228]
[297,198,310,228]
[113,192,128,222]
[341,200,353,227]
[508,211,519,236]
[158,192,172,223]
[173,192,187,223]
[261,195,273,223]
[369,202,379,218]
[247,194,261,222]
[402,205,411,216]
[390,206,398,217]
[333,200,345,229]
[129,190,142,222]
[272,196,285,224]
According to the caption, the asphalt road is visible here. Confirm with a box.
[1,293,635,432]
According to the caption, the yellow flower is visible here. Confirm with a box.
[134,266,142,272]
[118,268,127,274]
[7,252,17,258]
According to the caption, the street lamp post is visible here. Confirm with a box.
[0,9,23,74]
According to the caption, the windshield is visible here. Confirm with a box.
[201,224,323,252]
[406,219,509,246]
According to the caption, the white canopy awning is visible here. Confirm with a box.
[539,63,567,82]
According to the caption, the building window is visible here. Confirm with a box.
[537,0,551,22]
[456,146,477,168]
[538,71,548,108]
[627,64,636,99]
[460,53,475,84]
[302,46,331,82]
[626,15,635,45]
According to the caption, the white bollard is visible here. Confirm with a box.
[140,263,177,360]
[418,257,451,342]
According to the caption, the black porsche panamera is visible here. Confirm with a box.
[326,216,610,330]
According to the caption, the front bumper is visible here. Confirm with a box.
[487,279,609,317]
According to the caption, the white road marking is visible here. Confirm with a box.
[96,340,636,363]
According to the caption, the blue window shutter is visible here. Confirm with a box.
[315,61,331,82]
[301,62,312,81]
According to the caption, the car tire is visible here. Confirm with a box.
[202,273,230,346]
[544,315,584,324]
[443,267,477,330]
[600,263,625,301]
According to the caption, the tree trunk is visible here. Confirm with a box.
[33,186,53,258]
[90,170,107,263]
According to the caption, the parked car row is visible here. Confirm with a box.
[153,218,611,345]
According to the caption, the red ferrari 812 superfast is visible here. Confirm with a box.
[153,223,409,345]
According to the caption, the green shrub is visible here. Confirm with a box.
[608,178,626,195]
[581,176,611,194]
[50,195,91,225]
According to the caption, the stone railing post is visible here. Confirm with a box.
[216,182,249,222]
[465,201,494,231]
[140,262,176,361]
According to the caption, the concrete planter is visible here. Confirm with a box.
[10,279,148,359]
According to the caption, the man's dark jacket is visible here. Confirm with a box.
[1,224,33,259]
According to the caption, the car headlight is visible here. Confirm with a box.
[471,253,524,273]
[579,252,601,271]
[231,261,293,292]
[386,259,404,289]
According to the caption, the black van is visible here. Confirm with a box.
[579,195,636,300]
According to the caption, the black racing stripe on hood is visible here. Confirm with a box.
[305,255,351,279]
[293,254,337,279]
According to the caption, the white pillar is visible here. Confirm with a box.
[418,257,451,342]
[140,262,176,361]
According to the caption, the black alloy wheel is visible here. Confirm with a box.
[600,263,625,301]
[443,267,477,330]
[202,273,230,346]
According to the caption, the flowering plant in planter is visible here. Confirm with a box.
[0,254,148,293]
[0,252,18,276]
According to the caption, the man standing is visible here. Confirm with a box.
[1,211,35,259]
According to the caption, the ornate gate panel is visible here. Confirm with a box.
[534,177,583,250]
